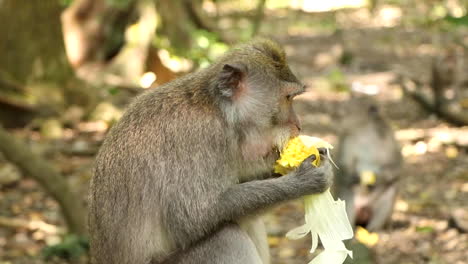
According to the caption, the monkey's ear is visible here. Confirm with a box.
[217,63,247,98]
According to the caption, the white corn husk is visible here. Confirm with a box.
[282,136,353,264]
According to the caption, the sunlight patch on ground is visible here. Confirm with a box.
[290,0,367,12]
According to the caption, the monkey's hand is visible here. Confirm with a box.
[286,153,333,196]
[276,137,352,263]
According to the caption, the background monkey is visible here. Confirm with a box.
[334,94,402,231]
[89,39,334,264]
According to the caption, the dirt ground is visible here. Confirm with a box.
[1,6,467,264]
[265,9,468,264]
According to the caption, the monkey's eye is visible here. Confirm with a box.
[273,62,283,71]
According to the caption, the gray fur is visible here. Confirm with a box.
[89,39,333,264]
[334,95,402,231]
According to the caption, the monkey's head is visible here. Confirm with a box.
[340,94,385,129]
[209,39,305,172]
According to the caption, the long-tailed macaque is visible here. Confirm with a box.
[89,39,333,264]
[334,95,402,231]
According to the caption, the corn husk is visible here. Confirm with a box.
[276,136,353,264]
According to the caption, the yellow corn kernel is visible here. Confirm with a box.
[276,136,353,264]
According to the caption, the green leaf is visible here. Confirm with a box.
[108,87,120,95]
[415,226,434,233]
[443,15,468,27]
[42,234,89,260]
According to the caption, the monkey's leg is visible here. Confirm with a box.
[367,185,397,231]
[163,223,263,264]
[238,216,270,264]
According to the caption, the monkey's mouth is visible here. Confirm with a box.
[262,130,289,162]
[265,146,281,161]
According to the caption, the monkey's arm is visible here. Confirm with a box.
[218,175,316,216]
[165,157,332,251]
[238,172,277,183]
[216,156,332,217]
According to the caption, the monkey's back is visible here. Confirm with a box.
[89,74,233,264]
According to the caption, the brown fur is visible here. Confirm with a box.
[89,39,333,264]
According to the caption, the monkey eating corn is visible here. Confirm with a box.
[275,136,353,264]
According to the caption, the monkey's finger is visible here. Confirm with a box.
[297,154,316,171]
[304,154,317,163]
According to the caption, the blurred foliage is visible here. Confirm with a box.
[444,15,468,27]
[415,226,435,233]
[343,239,374,264]
[107,87,121,96]
[59,0,73,6]
[42,235,89,260]
[89,102,123,124]
[339,50,354,66]
[287,16,338,35]
[326,68,349,92]
[106,0,133,8]
[40,119,64,140]
[155,29,229,68]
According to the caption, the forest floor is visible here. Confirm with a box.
[265,7,468,264]
[0,6,467,264]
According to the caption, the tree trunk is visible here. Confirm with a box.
[0,0,99,111]
[251,0,267,37]
[156,0,195,52]
[61,0,137,69]
[0,127,87,235]
[0,0,69,83]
